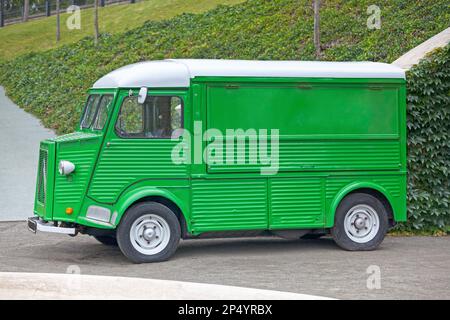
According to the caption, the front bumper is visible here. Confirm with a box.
[27,217,76,236]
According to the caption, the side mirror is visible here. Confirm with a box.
[138,87,148,104]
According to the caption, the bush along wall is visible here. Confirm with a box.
[404,45,450,232]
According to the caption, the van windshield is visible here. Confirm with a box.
[80,94,114,130]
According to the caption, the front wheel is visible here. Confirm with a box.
[331,193,389,251]
[117,202,181,263]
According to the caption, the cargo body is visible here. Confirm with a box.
[30,60,407,262]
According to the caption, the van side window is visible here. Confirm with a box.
[116,96,183,139]
[80,95,101,129]
[93,95,114,130]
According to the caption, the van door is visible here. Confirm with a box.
[88,90,189,204]
[198,83,325,230]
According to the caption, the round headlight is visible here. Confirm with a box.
[59,160,75,175]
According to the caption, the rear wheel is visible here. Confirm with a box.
[331,193,389,251]
[117,202,181,263]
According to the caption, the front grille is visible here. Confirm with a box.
[37,149,48,204]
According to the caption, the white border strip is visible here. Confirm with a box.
[0,272,334,300]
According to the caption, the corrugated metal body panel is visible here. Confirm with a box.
[372,177,402,197]
[53,138,100,219]
[89,139,188,203]
[324,174,405,225]
[50,132,98,142]
[325,175,402,201]
[207,139,401,173]
[279,140,400,170]
[191,179,268,232]
[54,149,97,205]
[270,178,324,228]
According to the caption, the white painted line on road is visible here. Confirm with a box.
[0,272,334,300]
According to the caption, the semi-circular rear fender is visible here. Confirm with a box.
[326,181,396,227]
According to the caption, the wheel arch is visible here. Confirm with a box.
[327,182,395,228]
[114,187,190,237]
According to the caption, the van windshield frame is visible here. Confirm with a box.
[80,94,114,130]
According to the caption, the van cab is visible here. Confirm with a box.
[28,59,407,263]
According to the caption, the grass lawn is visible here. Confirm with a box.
[0,0,244,62]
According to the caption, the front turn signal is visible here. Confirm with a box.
[65,207,74,215]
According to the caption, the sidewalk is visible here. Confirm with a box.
[0,86,55,221]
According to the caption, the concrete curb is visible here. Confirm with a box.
[392,27,450,70]
[0,272,334,300]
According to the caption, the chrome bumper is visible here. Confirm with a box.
[27,217,76,235]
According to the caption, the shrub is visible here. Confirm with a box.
[404,45,450,231]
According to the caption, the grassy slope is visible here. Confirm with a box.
[0,0,448,134]
[0,0,244,61]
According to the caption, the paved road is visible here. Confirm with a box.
[0,87,55,221]
[0,222,448,299]
[1,273,331,300]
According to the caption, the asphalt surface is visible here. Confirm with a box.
[0,221,448,299]
[0,86,55,221]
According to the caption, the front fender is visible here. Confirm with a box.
[114,185,189,227]
[326,181,395,227]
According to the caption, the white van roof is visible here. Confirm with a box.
[93,59,406,88]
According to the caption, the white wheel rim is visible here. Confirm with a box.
[130,214,171,255]
[344,204,380,243]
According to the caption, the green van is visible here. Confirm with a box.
[28,59,407,263]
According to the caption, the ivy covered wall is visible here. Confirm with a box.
[405,45,449,231]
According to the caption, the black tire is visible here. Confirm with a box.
[94,235,118,246]
[331,193,389,251]
[116,201,181,263]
